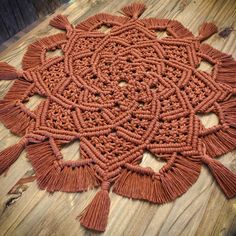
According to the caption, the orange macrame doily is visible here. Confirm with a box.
[0,3,236,232]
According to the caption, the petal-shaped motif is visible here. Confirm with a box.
[0,2,236,233]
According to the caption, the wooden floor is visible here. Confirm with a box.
[0,0,236,235]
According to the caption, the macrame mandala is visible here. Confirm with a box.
[0,3,236,232]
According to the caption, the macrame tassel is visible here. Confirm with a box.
[0,100,34,136]
[167,20,194,38]
[202,129,236,157]
[75,13,129,31]
[0,62,22,80]
[22,43,43,70]
[4,79,32,101]
[121,3,146,19]
[22,33,67,70]
[79,182,111,232]
[202,154,236,198]
[51,164,98,192]
[141,18,170,30]
[27,141,99,192]
[198,22,218,41]
[28,141,61,191]
[201,100,236,157]
[113,156,201,203]
[112,164,156,201]
[38,33,67,48]
[0,138,28,175]
[200,44,236,88]
[50,15,73,31]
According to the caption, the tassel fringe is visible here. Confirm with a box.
[141,18,170,30]
[0,62,21,80]
[198,22,218,41]
[141,18,194,38]
[50,15,73,31]
[113,156,201,203]
[201,129,236,157]
[200,44,236,88]
[167,20,194,38]
[22,33,66,70]
[121,3,146,19]
[26,141,99,192]
[79,188,110,232]
[201,100,236,157]
[113,168,157,201]
[22,43,44,70]
[0,138,28,175]
[4,79,32,101]
[36,33,67,49]
[0,100,34,136]
[202,154,236,198]
[75,13,129,31]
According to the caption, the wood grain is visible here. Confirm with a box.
[0,0,236,235]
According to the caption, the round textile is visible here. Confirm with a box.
[0,3,236,232]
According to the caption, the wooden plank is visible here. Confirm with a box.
[0,0,236,235]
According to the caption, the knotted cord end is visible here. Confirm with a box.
[121,2,146,19]
[49,14,73,32]
[0,137,28,175]
[79,181,111,232]
[0,62,23,80]
[198,22,218,41]
[201,143,236,198]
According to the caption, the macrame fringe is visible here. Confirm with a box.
[141,18,170,30]
[167,20,194,38]
[198,22,218,41]
[50,14,73,31]
[4,79,32,101]
[0,100,33,136]
[0,138,28,175]
[201,130,236,157]
[200,44,236,88]
[0,62,21,80]
[22,33,66,70]
[37,33,67,49]
[26,141,99,192]
[141,18,193,38]
[121,3,146,19]
[202,154,236,198]
[201,100,236,157]
[22,43,44,70]
[113,168,156,200]
[75,13,128,31]
[113,156,201,203]
[79,188,110,232]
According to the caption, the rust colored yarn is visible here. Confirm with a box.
[1,3,236,232]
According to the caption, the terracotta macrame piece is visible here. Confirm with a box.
[0,2,236,232]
